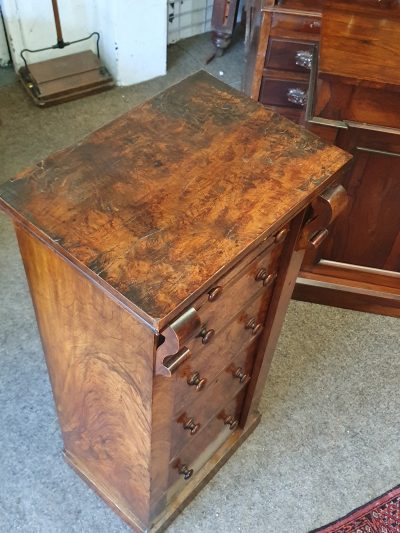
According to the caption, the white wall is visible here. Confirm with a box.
[1,0,167,86]
[0,10,11,66]
[168,0,214,44]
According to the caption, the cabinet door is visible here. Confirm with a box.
[311,128,400,272]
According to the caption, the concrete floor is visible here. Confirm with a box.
[1,31,399,533]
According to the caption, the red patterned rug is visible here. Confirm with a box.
[310,484,400,533]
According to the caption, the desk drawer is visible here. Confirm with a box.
[271,13,321,41]
[265,39,315,73]
[260,77,308,108]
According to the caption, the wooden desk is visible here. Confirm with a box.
[0,71,349,531]
[244,0,400,317]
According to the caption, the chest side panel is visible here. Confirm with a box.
[15,226,155,529]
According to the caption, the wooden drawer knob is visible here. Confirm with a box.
[233,367,249,384]
[208,286,222,302]
[245,317,263,336]
[274,227,288,243]
[255,269,276,287]
[199,327,215,344]
[179,464,193,480]
[187,371,207,391]
[224,415,239,431]
[183,417,201,435]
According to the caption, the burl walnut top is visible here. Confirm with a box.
[0,71,350,328]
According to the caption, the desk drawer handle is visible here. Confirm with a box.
[295,50,313,70]
[224,415,239,431]
[183,418,201,435]
[287,87,307,107]
[199,327,215,344]
[187,371,207,391]
[233,367,250,384]
[208,286,222,302]
[255,269,276,287]
[179,464,194,480]
[245,317,263,336]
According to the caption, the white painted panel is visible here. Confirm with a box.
[0,10,11,66]
[1,0,167,86]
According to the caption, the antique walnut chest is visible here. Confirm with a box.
[0,71,350,531]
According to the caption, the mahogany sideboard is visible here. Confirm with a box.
[244,0,400,317]
[0,71,350,531]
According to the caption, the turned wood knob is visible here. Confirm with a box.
[245,317,263,336]
[255,269,276,287]
[234,367,249,384]
[224,415,239,431]
[208,286,222,302]
[275,227,288,243]
[199,327,215,344]
[179,464,193,480]
[183,418,200,435]
[187,371,207,391]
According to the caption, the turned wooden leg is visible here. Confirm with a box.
[211,0,240,55]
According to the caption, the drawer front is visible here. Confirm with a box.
[271,13,321,40]
[172,289,271,415]
[168,391,246,489]
[170,345,256,458]
[265,39,315,73]
[260,77,308,108]
[191,230,287,336]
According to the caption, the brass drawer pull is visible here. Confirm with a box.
[187,371,207,391]
[179,464,193,480]
[295,50,313,70]
[255,269,276,287]
[199,326,215,344]
[245,317,263,336]
[208,285,222,302]
[233,367,249,384]
[224,415,239,431]
[183,418,201,435]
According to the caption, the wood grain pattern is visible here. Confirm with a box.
[0,73,350,330]
[15,225,155,529]
[320,1,400,88]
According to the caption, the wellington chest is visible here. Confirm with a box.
[0,71,350,531]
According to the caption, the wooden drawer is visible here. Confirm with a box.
[260,77,308,108]
[271,13,321,41]
[265,39,315,73]
[172,289,271,415]
[170,345,256,458]
[188,228,288,336]
[168,391,246,489]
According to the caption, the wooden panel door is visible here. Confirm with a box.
[322,127,400,271]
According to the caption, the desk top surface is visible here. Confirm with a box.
[0,71,350,328]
